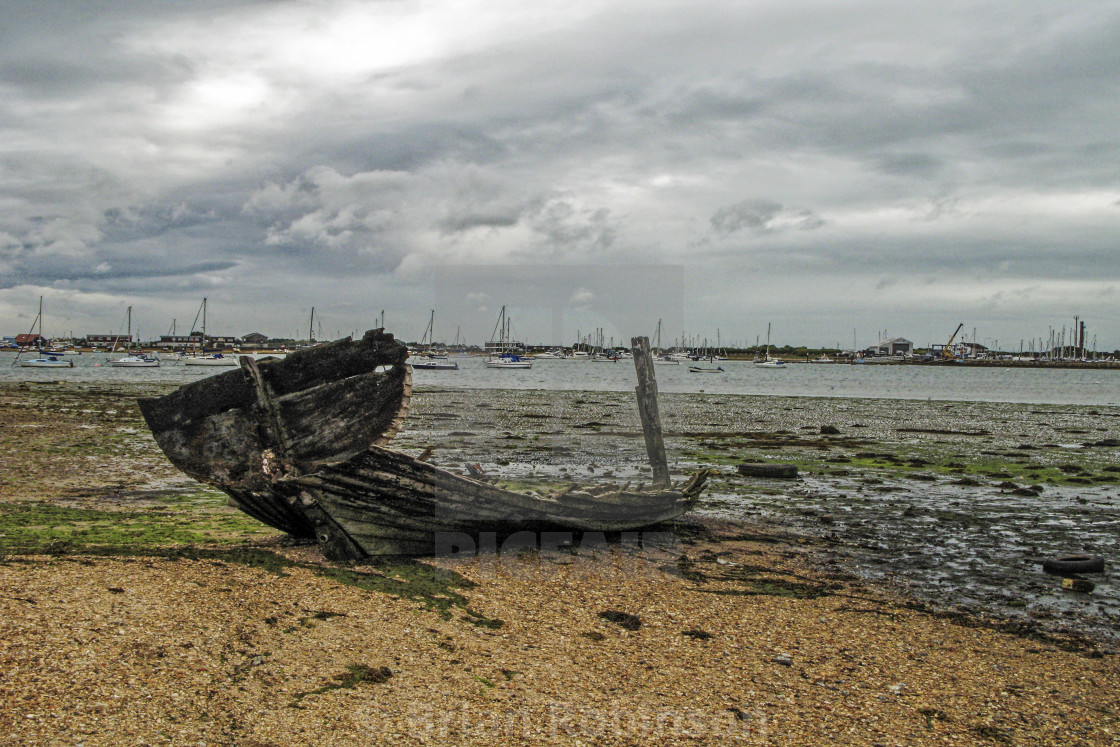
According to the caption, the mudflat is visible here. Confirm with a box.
[0,381,1116,745]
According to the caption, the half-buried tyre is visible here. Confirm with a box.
[1042,555,1105,575]
[737,463,798,479]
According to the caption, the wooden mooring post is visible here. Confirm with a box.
[631,336,670,488]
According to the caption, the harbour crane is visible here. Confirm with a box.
[942,323,964,359]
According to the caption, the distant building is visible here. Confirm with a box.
[86,334,132,347]
[155,334,239,349]
[484,340,526,354]
[959,341,988,358]
[871,337,913,357]
[16,333,48,347]
[242,332,270,346]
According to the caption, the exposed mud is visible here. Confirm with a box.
[400,387,1120,645]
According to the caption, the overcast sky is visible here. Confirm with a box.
[2,0,1118,351]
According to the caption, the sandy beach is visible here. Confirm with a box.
[1,381,1117,745]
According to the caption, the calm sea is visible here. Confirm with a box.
[2,352,1118,406]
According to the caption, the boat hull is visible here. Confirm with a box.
[411,359,459,370]
[484,359,532,369]
[110,356,160,367]
[293,446,705,556]
[138,328,703,559]
[19,359,74,368]
[182,356,238,366]
[139,330,413,539]
[241,352,289,361]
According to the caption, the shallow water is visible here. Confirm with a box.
[3,351,1120,405]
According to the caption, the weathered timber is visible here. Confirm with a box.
[139,328,707,558]
[631,336,670,488]
[140,329,411,537]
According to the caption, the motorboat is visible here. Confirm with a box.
[484,354,532,369]
[18,356,74,368]
[410,355,459,370]
[109,354,160,368]
[182,353,238,367]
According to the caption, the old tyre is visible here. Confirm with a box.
[737,463,798,479]
[1042,555,1105,575]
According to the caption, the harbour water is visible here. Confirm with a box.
[3,352,1119,406]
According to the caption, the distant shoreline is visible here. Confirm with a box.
[725,355,1120,369]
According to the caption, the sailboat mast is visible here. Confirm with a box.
[25,296,44,345]
[309,307,315,343]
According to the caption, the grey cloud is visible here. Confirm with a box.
[710,200,824,236]
[241,167,413,272]
[711,200,783,234]
[874,153,942,178]
[438,209,522,233]
[0,252,239,290]
[525,198,616,252]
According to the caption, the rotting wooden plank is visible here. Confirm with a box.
[240,355,296,472]
[631,336,670,488]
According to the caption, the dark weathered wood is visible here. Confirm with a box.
[301,444,705,556]
[297,490,369,561]
[631,336,670,488]
[240,355,296,472]
[139,329,410,478]
[138,329,410,536]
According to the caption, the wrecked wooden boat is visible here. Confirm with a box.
[139,329,706,559]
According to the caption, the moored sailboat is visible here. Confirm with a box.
[755,323,787,368]
[109,307,160,367]
[181,298,238,366]
[652,319,679,365]
[411,310,459,370]
[14,297,74,368]
[484,306,532,369]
